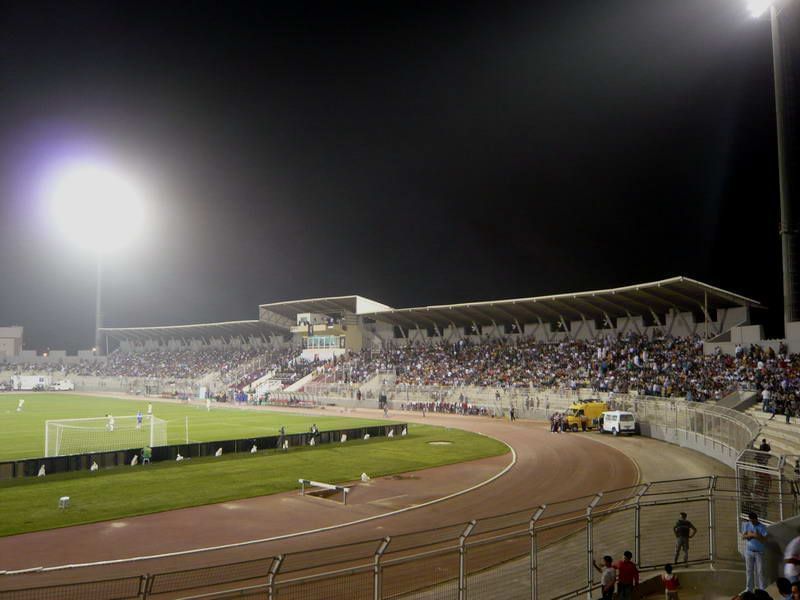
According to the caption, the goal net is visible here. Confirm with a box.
[45,415,168,457]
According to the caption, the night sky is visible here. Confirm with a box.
[1,0,798,351]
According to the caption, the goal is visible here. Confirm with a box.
[45,415,168,457]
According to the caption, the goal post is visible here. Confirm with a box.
[44,415,167,457]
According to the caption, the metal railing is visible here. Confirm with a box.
[0,477,781,600]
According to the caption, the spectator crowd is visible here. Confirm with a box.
[6,347,263,380]
[325,334,800,404]
[6,334,800,409]
[3,345,325,393]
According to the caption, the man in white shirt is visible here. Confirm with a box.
[592,555,616,600]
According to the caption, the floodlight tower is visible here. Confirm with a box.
[45,161,145,354]
[749,0,796,331]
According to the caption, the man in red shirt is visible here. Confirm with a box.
[613,550,639,600]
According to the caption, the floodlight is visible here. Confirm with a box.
[747,0,774,17]
[44,161,145,253]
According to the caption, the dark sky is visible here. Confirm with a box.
[1,0,798,351]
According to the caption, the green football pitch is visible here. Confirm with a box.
[0,393,389,461]
[0,394,508,536]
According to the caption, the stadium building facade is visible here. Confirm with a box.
[101,276,766,356]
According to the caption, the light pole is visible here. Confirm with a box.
[749,0,796,331]
[95,254,104,354]
[45,160,145,354]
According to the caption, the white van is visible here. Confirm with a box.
[600,411,637,435]
[50,379,75,391]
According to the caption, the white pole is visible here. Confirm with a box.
[185,416,189,444]
[45,421,49,457]
[149,414,154,447]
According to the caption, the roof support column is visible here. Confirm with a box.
[470,321,480,338]
[674,309,695,337]
[559,316,571,340]
[513,318,523,337]
[448,321,463,342]
[536,316,552,343]
[619,311,642,336]
[579,315,595,341]
[649,309,663,338]
[698,291,719,339]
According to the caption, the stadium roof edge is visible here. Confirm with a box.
[98,277,762,341]
[99,319,287,342]
[259,295,393,320]
[361,276,762,328]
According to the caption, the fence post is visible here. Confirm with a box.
[374,536,391,600]
[458,520,477,600]
[267,554,284,600]
[708,475,717,564]
[139,574,150,599]
[586,493,603,600]
[779,455,786,521]
[634,483,651,565]
[530,505,546,600]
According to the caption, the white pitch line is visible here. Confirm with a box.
[7,435,516,575]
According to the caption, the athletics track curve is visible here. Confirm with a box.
[0,409,639,589]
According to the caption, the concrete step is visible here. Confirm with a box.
[755,423,800,445]
[747,407,796,422]
[744,410,800,455]
[746,410,800,430]
[767,440,800,457]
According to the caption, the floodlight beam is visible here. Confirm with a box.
[43,159,146,353]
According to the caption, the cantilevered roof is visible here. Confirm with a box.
[100,319,287,342]
[362,277,762,329]
[259,295,393,322]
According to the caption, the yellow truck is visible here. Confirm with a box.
[565,400,608,432]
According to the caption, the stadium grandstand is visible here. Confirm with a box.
[0,276,780,402]
[6,276,800,600]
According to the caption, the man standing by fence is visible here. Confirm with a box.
[742,512,768,592]
[613,551,639,600]
[673,511,697,564]
[592,555,616,600]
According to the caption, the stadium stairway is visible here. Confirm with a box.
[359,370,396,396]
[285,370,317,392]
[715,389,759,411]
[745,406,800,457]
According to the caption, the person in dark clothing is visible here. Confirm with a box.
[613,551,639,600]
[673,512,697,564]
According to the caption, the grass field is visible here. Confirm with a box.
[0,393,389,461]
[0,393,509,537]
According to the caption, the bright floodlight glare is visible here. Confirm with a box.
[45,161,145,253]
[747,0,774,17]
